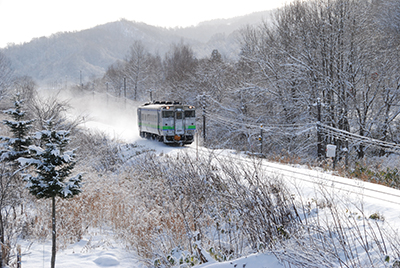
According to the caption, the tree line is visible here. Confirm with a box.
[81,0,398,162]
[2,0,400,161]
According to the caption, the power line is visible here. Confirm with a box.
[204,110,311,130]
[318,123,400,153]
[204,107,400,154]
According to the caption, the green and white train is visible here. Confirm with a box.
[137,101,196,145]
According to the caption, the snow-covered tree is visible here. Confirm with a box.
[1,93,34,163]
[0,52,13,99]
[103,60,126,98]
[11,75,37,103]
[163,42,198,102]
[0,93,34,267]
[20,119,82,268]
[235,0,400,160]
[124,40,151,101]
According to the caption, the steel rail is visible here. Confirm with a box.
[183,146,400,206]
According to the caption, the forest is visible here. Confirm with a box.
[77,0,400,165]
[0,0,399,267]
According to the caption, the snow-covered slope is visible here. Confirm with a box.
[21,90,400,268]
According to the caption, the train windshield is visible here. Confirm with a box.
[184,110,195,118]
[162,111,174,118]
[176,111,183,119]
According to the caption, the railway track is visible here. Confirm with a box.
[182,146,400,206]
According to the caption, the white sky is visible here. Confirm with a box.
[0,0,289,48]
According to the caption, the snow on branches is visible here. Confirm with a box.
[19,119,82,199]
[0,93,34,163]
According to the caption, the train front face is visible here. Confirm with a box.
[161,105,196,144]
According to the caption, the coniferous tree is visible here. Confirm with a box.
[20,119,82,268]
[1,93,34,162]
[0,93,34,267]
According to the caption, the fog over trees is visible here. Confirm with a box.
[1,1,400,267]
[92,0,400,162]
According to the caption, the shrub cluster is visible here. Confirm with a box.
[351,162,400,189]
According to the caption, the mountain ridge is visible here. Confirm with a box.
[1,10,273,85]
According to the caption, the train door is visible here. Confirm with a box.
[175,109,184,135]
[137,108,142,133]
[157,110,162,136]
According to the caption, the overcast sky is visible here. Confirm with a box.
[0,0,290,48]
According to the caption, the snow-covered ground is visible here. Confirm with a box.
[20,232,144,268]
[20,91,400,267]
[21,236,281,268]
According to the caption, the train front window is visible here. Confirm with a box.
[162,111,174,118]
[184,111,195,118]
[176,111,183,119]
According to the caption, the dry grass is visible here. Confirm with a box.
[14,126,400,268]
[265,149,303,165]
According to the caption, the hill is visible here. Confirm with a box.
[0,11,273,85]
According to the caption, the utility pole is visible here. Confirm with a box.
[202,94,206,143]
[196,131,199,160]
[124,76,127,108]
[80,70,83,87]
[106,82,109,106]
[317,98,323,159]
[259,124,263,156]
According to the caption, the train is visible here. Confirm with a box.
[137,101,196,145]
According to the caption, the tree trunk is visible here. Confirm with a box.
[51,196,56,268]
[0,210,4,268]
[358,127,365,159]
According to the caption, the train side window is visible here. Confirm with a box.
[184,111,195,118]
[162,111,174,118]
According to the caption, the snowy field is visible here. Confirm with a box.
[20,232,143,268]
[19,93,289,268]
[21,236,282,268]
[18,92,400,267]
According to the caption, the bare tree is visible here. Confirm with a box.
[163,42,198,101]
[11,76,37,103]
[124,41,151,101]
[103,61,125,98]
[0,52,13,101]
[236,0,399,160]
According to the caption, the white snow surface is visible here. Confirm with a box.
[197,253,283,268]
[19,92,400,267]
[20,236,281,268]
[19,233,143,268]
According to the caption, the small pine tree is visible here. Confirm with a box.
[1,93,34,162]
[20,119,82,268]
[0,93,34,267]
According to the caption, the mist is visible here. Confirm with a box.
[39,87,187,154]
[39,88,141,142]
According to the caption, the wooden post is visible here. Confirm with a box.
[17,245,21,268]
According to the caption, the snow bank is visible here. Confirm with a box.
[198,253,284,268]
